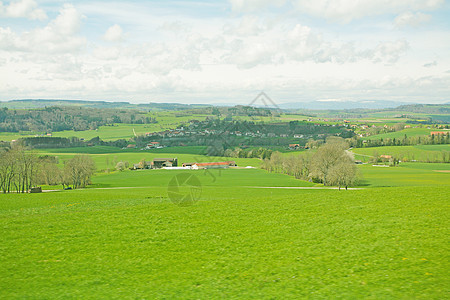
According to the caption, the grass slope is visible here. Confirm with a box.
[0,112,211,142]
[0,186,448,298]
[364,128,439,140]
[35,151,261,171]
[358,163,450,187]
[352,145,450,162]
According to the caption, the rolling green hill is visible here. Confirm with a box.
[351,145,450,162]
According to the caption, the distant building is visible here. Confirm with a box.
[289,144,300,150]
[430,131,448,136]
[145,142,160,149]
[190,161,236,170]
[152,158,178,169]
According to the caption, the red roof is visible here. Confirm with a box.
[195,162,230,166]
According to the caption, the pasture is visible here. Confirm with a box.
[363,127,444,141]
[0,112,211,142]
[35,150,262,171]
[1,146,449,298]
[352,144,450,162]
[0,179,448,298]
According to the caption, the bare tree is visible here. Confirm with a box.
[327,162,359,190]
[64,155,96,189]
[37,157,63,186]
[0,146,38,193]
[310,140,349,185]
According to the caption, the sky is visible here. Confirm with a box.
[0,0,449,105]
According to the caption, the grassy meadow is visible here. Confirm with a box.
[0,112,211,142]
[0,182,448,298]
[36,149,261,171]
[364,127,446,141]
[351,144,450,162]
[1,144,449,298]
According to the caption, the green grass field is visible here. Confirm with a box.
[1,146,449,298]
[0,183,448,298]
[0,112,211,142]
[364,127,444,141]
[35,149,262,171]
[352,144,450,162]
[39,146,207,155]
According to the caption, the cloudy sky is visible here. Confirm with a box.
[0,0,449,105]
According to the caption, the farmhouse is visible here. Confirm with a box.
[147,142,160,148]
[430,131,448,136]
[182,162,195,167]
[152,158,178,169]
[189,161,236,170]
[289,144,300,150]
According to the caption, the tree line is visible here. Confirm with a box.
[361,133,449,148]
[262,138,359,190]
[0,146,96,193]
[0,106,156,133]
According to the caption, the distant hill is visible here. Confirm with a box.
[279,100,412,110]
[0,99,211,111]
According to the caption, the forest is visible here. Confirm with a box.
[0,106,156,133]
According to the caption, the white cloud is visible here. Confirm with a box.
[0,0,47,20]
[292,0,444,23]
[370,40,409,64]
[103,24,124,42]
[423,61,437,67]
[229,0,444,23]
[0,4,86,53]
[0,1,448,104]
[224,15,267,36]
[394,11,432,28]
[230,0,286,13]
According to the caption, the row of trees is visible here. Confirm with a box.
[206,145,273,159]
[262,138,359,189]
[0,147,38,193]
[362,134,449,148]
[0,147,96,193]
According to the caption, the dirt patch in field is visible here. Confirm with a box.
[433,170,450,173]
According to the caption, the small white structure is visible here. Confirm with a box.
[162,166,192,170]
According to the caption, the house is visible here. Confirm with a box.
[289,144,300,150]
[190,161,236,170]
[182,162,195,167]
[127,144,136,149]
[145,142,160,149]
[430,131,448,136]
[380,155,392,159]
[192,162,229,170]
[152,158,178,169]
